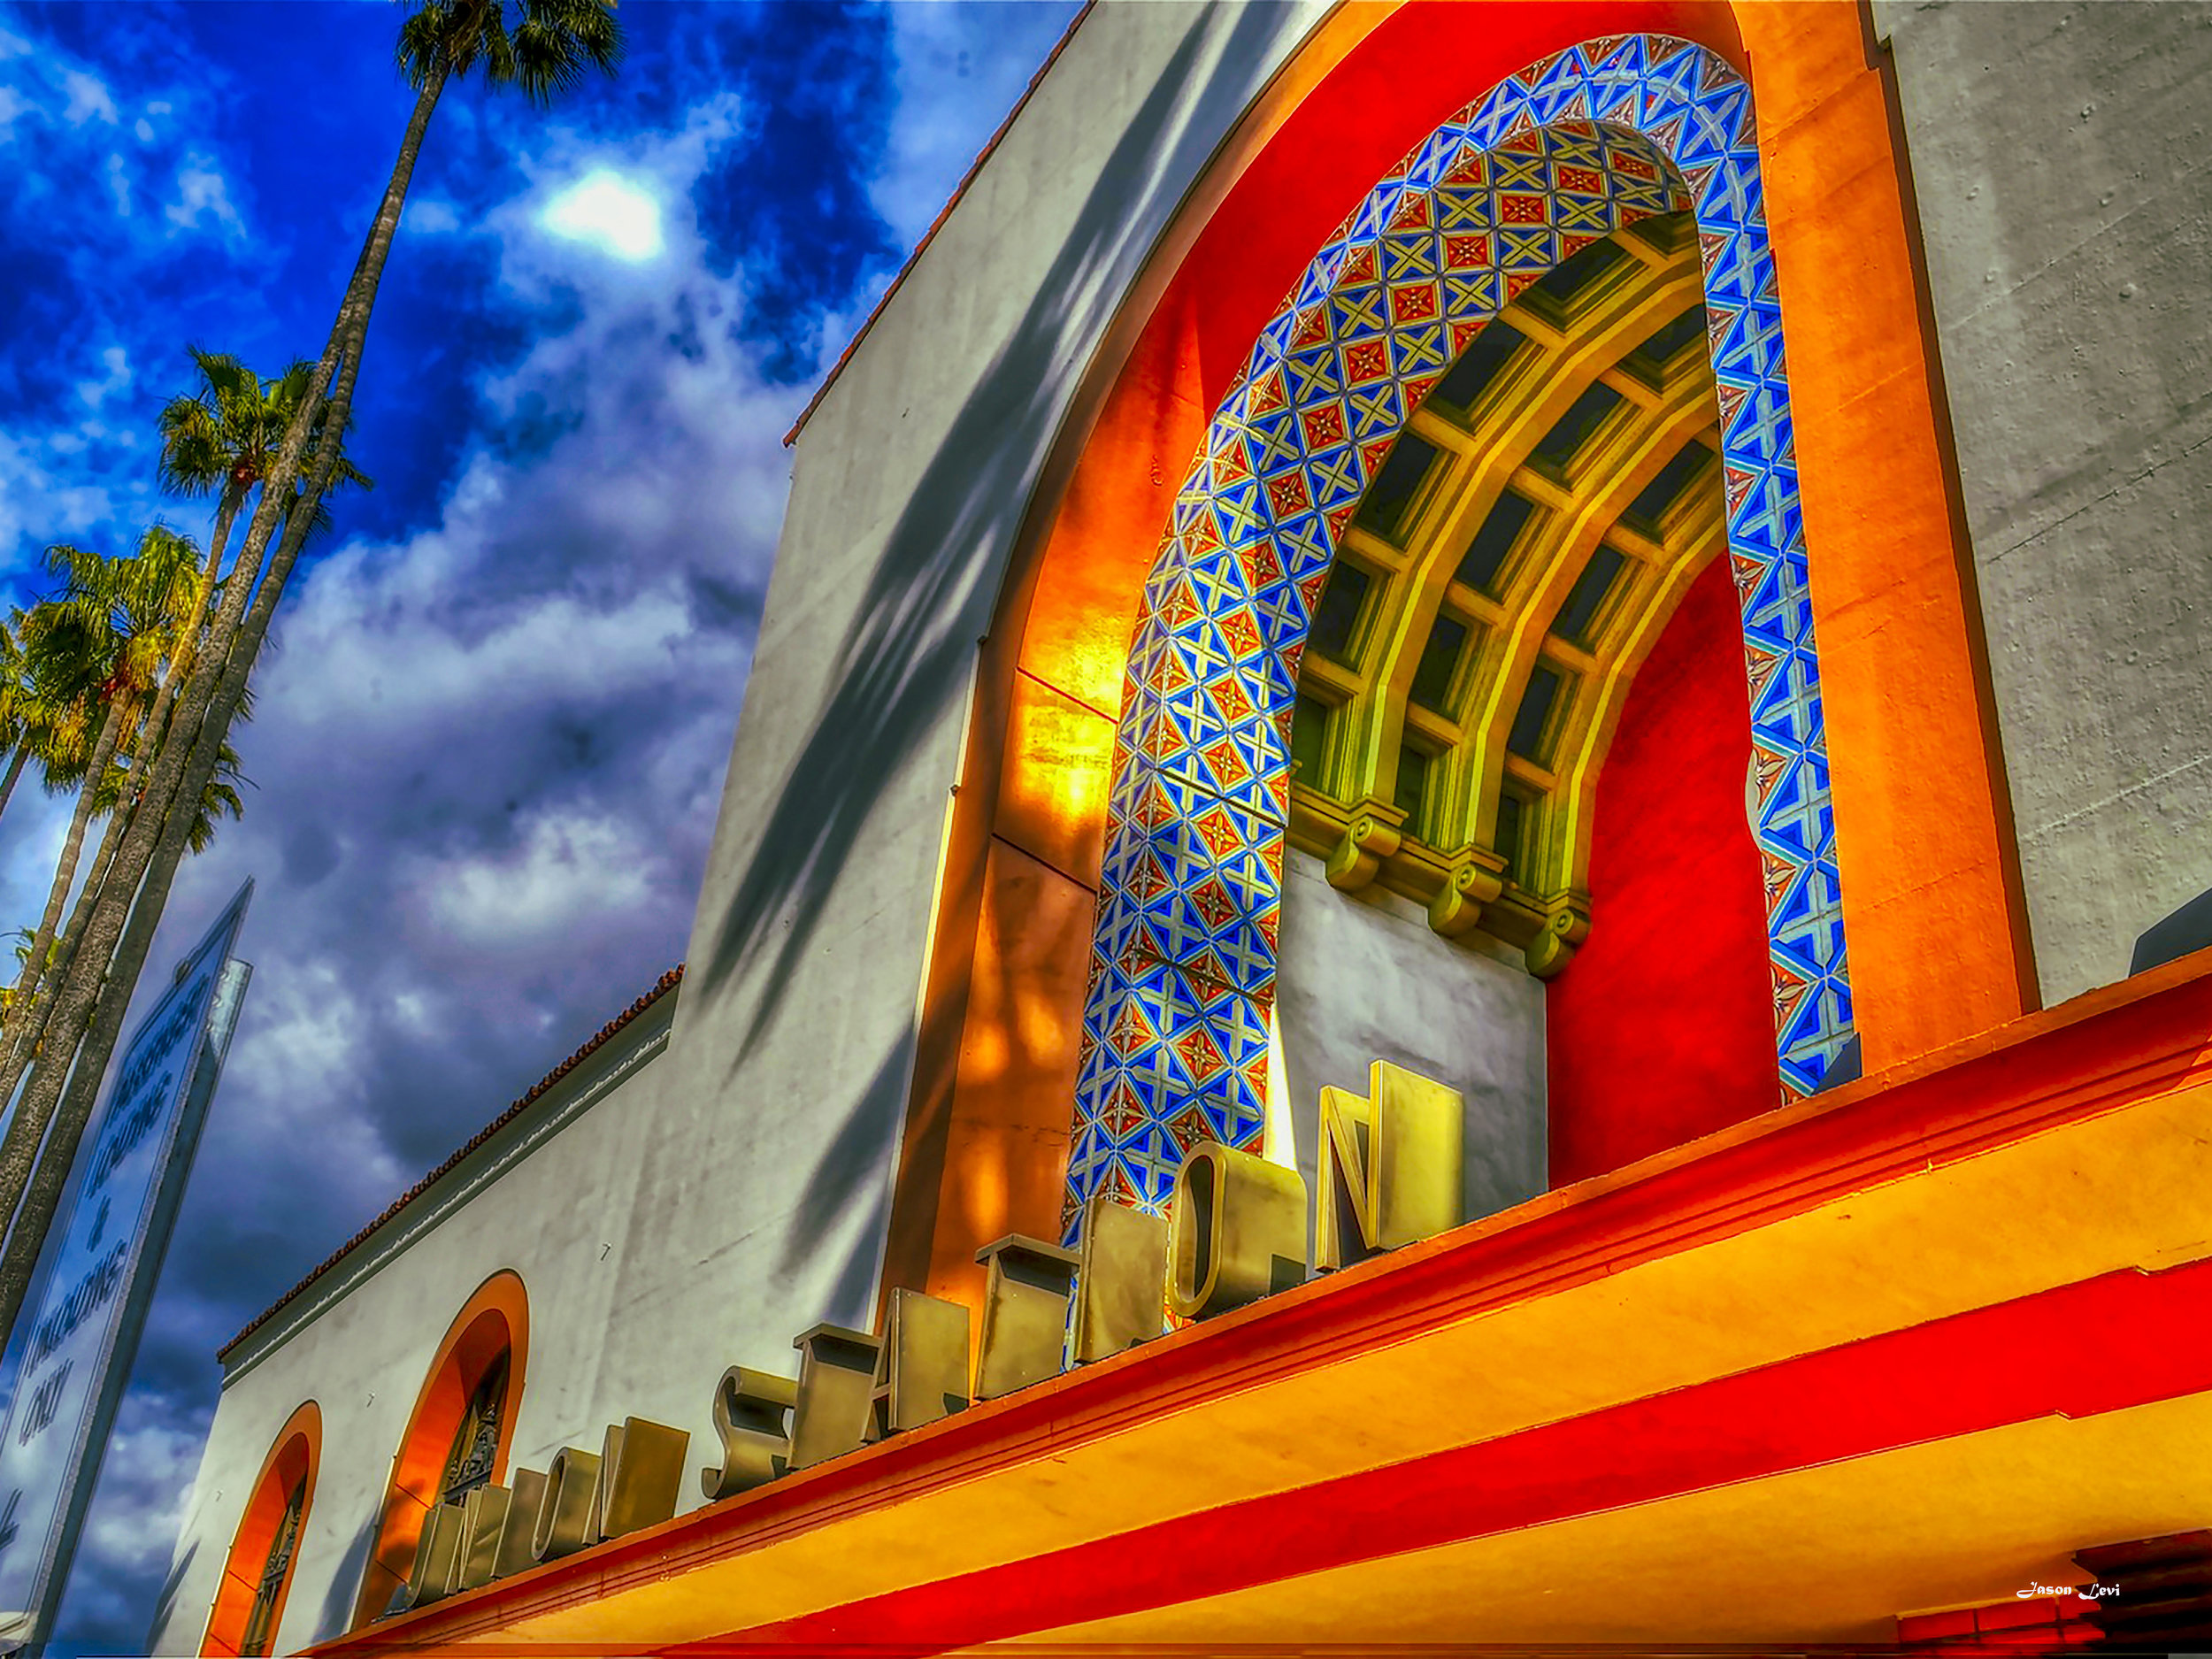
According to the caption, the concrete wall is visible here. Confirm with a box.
[1272,855,1547,1250]
[151,1001,678,1656]
[1875,0,2212,1006]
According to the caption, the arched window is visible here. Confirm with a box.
[201,1402,319,1657]
[1273,205,1774,1217]
[437,1350,508,1507]
[1287,210,1719,971]
[349,1271,527,1628]
[239,1479,304,1655]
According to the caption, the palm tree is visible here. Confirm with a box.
[0,529,204,1086]
[151,351,367,765]
[0,0,622,1356]
[0,625,32,826]
[0,613,111,832]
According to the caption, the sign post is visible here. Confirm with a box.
[0,881,254,1655]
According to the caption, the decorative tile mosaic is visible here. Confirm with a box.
[1064,35,1855,1237]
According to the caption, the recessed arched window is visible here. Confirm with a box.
[1273,206,1763,1218]
[1288,210,1721,973]
[349,1271,528,1629]
[201,1401,320,1657]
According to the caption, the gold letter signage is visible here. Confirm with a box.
[787,1324,883,1470]
[972,1235,1079,1401]
[701,1368,795,1500]
[1167,1140,1306,1320]
[872,1288,969,1435]
[378,1061,1471,1623]
[595,1416,689,1539]
[530,1444,602,1563]
[1072,1191,1167,1363]
[1315,1059,1463,1270]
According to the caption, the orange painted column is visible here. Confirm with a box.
[1735,2,2038,1063]
[910,292,1212,1310]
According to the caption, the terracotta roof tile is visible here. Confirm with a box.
[219,966,684,1363]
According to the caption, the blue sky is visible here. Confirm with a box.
[0,2,1079,1649]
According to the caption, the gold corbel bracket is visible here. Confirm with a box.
[1525,890,1593,979]
[1426,847,1509,939]
[1325,800,1405,893]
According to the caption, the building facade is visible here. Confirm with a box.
[156,3,2212,1652]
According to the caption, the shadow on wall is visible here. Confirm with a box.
[307,1509,378,1647]
[691,10,1284,1071]
[2132,888,2212,978]
[771,1022,913,1326]
[143,1540,196,1651]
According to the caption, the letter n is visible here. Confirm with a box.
[1315,1060,1463,1271]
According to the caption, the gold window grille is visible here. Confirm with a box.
[438,1351,509,1508]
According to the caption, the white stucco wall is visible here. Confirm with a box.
[1272,855,1548,1253]
[150,999,678,1655]
[1874,0,2212,1005]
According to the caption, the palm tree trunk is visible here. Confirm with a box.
[0,65,442,1324]
[0,772,131,1110]
[135,498,234,768]
[0,747,27,829]
[0,692,129,1058]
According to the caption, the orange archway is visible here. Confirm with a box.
[348,1269,528,1629]
[880,0,2032,1317]
[202,1400,320,1657]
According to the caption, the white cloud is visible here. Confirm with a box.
[405,196,462,235]
[165,151,246,240]
[75,343,131,409]
[421,810,657,949]
[0,425,131,570]
[59,66,117,127]
[539,167,665,262]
